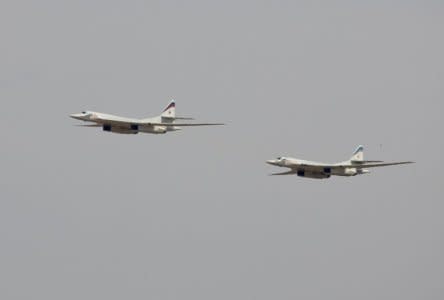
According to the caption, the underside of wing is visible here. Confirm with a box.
[270,169,298,176]
[81,119,140,133]
[75,124,102,127]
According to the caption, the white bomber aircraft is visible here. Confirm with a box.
[70,100,224,134]
[266,146,414,179]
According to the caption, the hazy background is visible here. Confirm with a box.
[1,1,443,299]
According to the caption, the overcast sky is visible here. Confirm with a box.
[1,1,443,299]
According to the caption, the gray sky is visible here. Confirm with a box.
[1,1,443,299]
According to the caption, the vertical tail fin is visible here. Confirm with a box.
[161,100,176,119]
[350,145,364,162]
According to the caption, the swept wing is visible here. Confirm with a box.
[295,161,414,172]
[143,122,225,126]
[337,161,414,169]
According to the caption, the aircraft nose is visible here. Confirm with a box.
[266,159,277,165]
[70,113,83,120]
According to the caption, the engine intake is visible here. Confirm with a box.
[102,124,138,134]
[130,124,139,131]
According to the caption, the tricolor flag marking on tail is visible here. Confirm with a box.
[161,99,176,119]
[353,145,364,155]
[350,145,364,162]
[163,100,175,112]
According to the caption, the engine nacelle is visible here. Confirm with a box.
[297,170,330,179]
[102,124,137,134]
[344,168,358,176]
[152,126,167,134]
[323,167,332,175]
[357,169,370,175]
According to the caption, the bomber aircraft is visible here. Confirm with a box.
[266,145,414,179]
[70,100,224,134]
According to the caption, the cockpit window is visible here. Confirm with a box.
[81,111,86,114]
